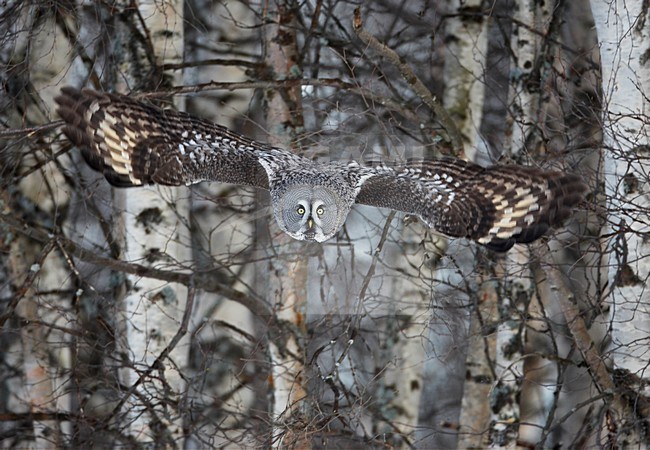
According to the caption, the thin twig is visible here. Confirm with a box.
[0,239,57,327]
[532,243,631,437]
[107,283,197,425]
[160,58,262,71]
[352,7,464,154]
[0,212,267,316]
[535,246,614,393]
[0,120,63,138]
[357,211,396,302]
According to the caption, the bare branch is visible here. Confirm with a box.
[0,212,268,316]
[352,7,464,154]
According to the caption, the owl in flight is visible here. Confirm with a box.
[55,88,586,252]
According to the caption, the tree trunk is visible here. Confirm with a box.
[181,1,260,446]
[441,0,492,446]
[112,1,190,445]
[260,2,309,447]
[592,0,650,445]
[484,1,554,445]
[2,8,74,448]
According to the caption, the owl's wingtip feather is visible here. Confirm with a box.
[480,168,588,252]
[56,87,275,191]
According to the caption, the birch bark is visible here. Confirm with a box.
[2,8,74,448]
[591,0,650,444]
[113,1,191,445]
[440,1,492,446]
[484,1,554,445]
[260,2,309,447]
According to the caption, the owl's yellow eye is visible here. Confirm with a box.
[316,206,325,216]
[297,206,306,216]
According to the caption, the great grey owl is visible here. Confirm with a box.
[55,88,586,251]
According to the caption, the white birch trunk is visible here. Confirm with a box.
[383,224,428,447]
[488,253,529,448]
[441,0,491,446]
[442,0,489,161]
[118,1,190,445]
[488,1,555,445]
[261,3,309,447]
[592,0,650,409]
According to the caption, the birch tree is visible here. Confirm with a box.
[259,1,310,447]
[591,0,650,445]
[116,1,190,445]
[483,1,554,446]
[0,4,75,447]
[436,2,495,446]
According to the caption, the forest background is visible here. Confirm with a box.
[0,0,649,448]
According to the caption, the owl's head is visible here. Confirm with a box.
[275,185,347,242]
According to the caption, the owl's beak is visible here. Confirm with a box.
[307,217,314,229]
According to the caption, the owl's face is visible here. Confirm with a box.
[276,185,345,242]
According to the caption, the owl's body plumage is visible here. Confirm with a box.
[55,88,586,251]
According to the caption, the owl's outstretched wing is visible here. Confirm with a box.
[354,158,586,252]
[55,88,301,189]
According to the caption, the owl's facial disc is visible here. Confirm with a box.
[278,186,343,242]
